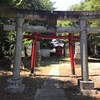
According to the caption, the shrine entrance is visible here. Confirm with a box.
[24,32,79,75]
[0,7,99,95]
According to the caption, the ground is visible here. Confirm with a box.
[0,57,100,100]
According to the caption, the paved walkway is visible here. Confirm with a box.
[34,64,68,100]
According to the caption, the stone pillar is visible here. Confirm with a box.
[5,17,25,93]
[80,19,88,81]
[79,19,97,96]
[74,42,81,64]
[63,42,69,57]
[35,41,41,67]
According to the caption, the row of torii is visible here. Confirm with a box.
[1,7,99,95]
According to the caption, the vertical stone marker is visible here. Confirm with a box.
[64,42,69,57]
[35,41,41,67]
[74,42,81,64]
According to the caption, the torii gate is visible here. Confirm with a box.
[0,7,99,95]
[24,32,79,75]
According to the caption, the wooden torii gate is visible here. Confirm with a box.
[24,32,79,75]
[0,7,99,95]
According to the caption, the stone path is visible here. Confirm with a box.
[34,64,68,100]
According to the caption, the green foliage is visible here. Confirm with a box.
[70,0,100,55]
[0,18,16,58]
[0,0,13,6]
[71,0,100,11]
[0,0,55,10]
[23,32,33,48]
[8,0,55,10]
[57,21,71,27]
[0,0,54,58]
[4,31,16,57]
[71,0,94,11]
[40,39,53,49]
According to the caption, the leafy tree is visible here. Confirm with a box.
[70,0,100,56]
[15,0,54,10]
[40,39,53,49]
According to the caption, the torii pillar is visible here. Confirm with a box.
[5,17,25,93]
[69,33,75,75]
[79,19,97,96]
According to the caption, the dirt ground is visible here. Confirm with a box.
[59,62,100,100]
[0,57,100,100]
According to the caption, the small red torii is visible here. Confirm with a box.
[24,32,80,75]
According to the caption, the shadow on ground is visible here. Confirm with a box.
[0,73,99,100]
[59,80,99,100]
[88,58,100,63]
[0,72,45,100]
[0,56,99,100]
[22,56,69,68]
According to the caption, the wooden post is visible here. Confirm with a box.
[30,32,37,74]
[69,33,75,75]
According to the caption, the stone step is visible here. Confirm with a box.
[34,88,67,100]
[35,96,67,100]
[36,88,65,96]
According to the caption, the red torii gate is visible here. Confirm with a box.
[24,32,80,75]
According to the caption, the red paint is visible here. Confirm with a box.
[24,32,79,74]
[69,33,75,75]
[24,33,79,40]
[56,46,63,57]
[31,32,37,69]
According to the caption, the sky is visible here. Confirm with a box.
[50,0,84,10]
